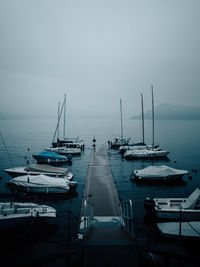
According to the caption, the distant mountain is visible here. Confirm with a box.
[131,104,200,120]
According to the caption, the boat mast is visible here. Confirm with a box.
[52,97,65,144]
[151,85,154,148]
[140,93,145,144]
[63,93,66,140]
[120,99,123,139]
[57,101,60,140]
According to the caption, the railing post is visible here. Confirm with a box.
[179,209,182,239]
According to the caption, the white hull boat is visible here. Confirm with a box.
[119,144,160,154]
[45,146,81,155]
[132,165,188,182]
[124,149,169,159]
[144,188,200,221]
[157,221,200,240]
[8,174,77,195]
[5,164,74,180]
[108,138,130,149]
[0,202,56,229]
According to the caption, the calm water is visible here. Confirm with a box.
[0,117,200,260]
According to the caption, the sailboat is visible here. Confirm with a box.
[124,86,169,159]
[119,93,158,154]
[48,94,84,154]
[108,99,130,148]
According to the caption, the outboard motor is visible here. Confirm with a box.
[144,197,155,213]
[67,154,72,162]
[69,181,78,191]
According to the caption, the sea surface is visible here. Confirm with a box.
[0,117,200,264]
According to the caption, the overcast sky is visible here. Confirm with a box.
[0,0,200,119]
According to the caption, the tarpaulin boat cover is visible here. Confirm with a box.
[24,164,68,174]
[134,165,188,178]
[9,174,70,190]
[32,151,67,159]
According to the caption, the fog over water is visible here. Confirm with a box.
[0,0,200,120]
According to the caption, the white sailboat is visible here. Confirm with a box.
[51,94,84,151]
[124,86,169,159]
[108,99,130,148]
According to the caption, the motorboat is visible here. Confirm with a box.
[124,149,169,159]
[8,174,77,195]
[157,221,200,240]
[5,163,74,180]
[45,146,81,155]
[144,188,200,221]
[32,151,70,163]
[132,165,188,182]
[0,202,56,229]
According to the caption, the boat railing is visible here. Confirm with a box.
[119,199,134,238]
[80,200,94,239]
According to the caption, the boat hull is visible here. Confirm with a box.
[155,210,200,221]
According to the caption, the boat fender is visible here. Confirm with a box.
[189,174,192,180]
[27,159,29,164]
[144,197,155,211]
[194,168,198,173]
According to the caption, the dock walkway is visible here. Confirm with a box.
[79,144,132,244]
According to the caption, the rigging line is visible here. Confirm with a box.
[0,132,14,168]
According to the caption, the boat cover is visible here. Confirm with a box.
[32,151,67,160]
[157,222,200,239]
[181,188,200,209]
[24,164,68,174]
[134,165,188,178]
[9,174,70,190]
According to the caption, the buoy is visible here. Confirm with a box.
[27,148,30,151]
[189,174,192,180]
[174,159,177,163]
[27,159,29,164]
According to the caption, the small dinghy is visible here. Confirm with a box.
[32,151,70,163]
[144,188,200,221]
[8,174,77,195]
[0,202,56,229]
[157,221,200,240]
[132,165,188,182]
[5,163,74,180]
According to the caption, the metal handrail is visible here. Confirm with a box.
[82,200,94,238]
[119,199,134,237]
